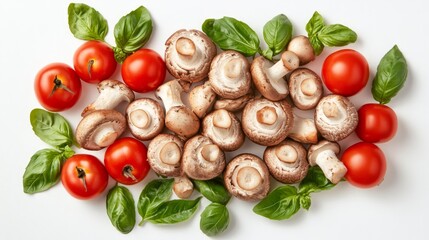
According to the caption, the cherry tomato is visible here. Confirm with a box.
[73,41,117,84]
[104,137,150,185]
[356,103,398,143]
[341,142,387,188]
[121,48,166,93]
[34,63,82,111]
[61,154,108,200]
[321,49,369,96]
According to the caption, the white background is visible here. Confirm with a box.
[1,0,428,239]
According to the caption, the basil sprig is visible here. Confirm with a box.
[106,185,136,234]
[253,166,336,220]
[68,3,108,41]
[262,14,293,60]
[372,45,408,104]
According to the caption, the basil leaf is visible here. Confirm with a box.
[30,109,75,149]
[372,45,408,104]
[253,185,300,220]
[299,194,311,210]
[263,14,293,59]
[306,11,325,37]
[298,166,336,194]
[200,203,229,236]
[114,6,152,62]
[23,147,73,194]
[137,178,173,223]
[146,197,202,224]
[106,186,136,234]
[309,35,324,56]
[68,3,108,41]
[193,178,231,205]
[202,17,260,57]
[317,24,357,47]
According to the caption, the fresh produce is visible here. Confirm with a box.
[356,104,398,143]
[106,185,136,234]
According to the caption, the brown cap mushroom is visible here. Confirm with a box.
[188,81,216,118]
[156,79,200,139]
[147,133,184,177]
[314,94,358,141]
[173,176,194,199]
[289,114,318,144]
[202,109,244,151]
[81,79,135,116]
[224,154,270,201]
[165,29,217,82]
[263,140,308,184]
[288,68,323,110]
[251,51,299,101]
[242,98,294,146]
[126,98,165,141]
[287,35,315,65]
[214,90,254,112]
[209,50,251,99]
[76,109,126,150]
[182,135,226,180]
[308,140,347,184]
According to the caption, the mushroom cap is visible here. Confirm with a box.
[209,50,251,99]
[289,68,323,110]
[307,140,340,166]
[242,98,294,146]
[263,140,308,184]
[223,153,270,201]
[76,109,126,150]
[202,109,245,151]
[314,94,358,141]
[147,133,184,177]
[165,106,200,139]
[182,135,226,180]
[287,35,315,65]
[165,29,216,82]
[126,98,165,141]
[251,56,287,101]
[188,81,217,118]
[214,90,254,112]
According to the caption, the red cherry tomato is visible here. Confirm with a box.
[321,49,369,96]
[73,41,117,84]
[104,137,150,185]
[121,48,166,93]
[341,142,387,188]
[356,103,398,143]
[34,63,82,111]
[61,154,108,200]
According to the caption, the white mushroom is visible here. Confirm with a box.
[308,140,347,184]
[188,81,216,118]
[289,114,318,144]
[173,176,194,199]
[288,68,323,110]
[126,98,165,141]
[287,35,315,65]
[147,133,184,177]
[81,79,134,116]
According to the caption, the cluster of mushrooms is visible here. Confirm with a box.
[74,29,359,201]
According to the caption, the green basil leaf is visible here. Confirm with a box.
[146,197,201,224]
[114,5,152,62]
[23,148,73,194]
[202,17,260,57]
[261,48,274,60]
[137,178,174,223]
[200,203,229,236]
[68,3,108,41]
[306,11,325,37]
[317,24,357,47]
[106,186,136,234]
[309,35,324,56]
[193,178,231,205]
[298,166,336,194]
[30,109,75,149]
[253,185,300,220]
[299,194,311,210]
[372,45,408,104]
[263,14,293,57]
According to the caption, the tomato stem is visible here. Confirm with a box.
[76,166,88,192]
[123,165,137,182]
[87,59,94,80]
[50,75,75,96]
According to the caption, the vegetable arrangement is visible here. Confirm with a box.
[23,2,408,237]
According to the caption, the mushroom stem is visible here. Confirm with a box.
[159,142,181,165]
[265,51,299,94]
[173,176,194,199]
[122,165,137,182]
[213,109,232,129]
[224,58,243,79]
[323,101,340,118]
[289,115,318,144]
[176,37,196,57]
[314,150,347,184]
[129,109,151,129]
[256,106,278,125]
[156,80,186,112]
[236,166,262,191]
[93,123,119,147]
[275,145,298,163]
[200,144,220,162]
[300,78,317,96]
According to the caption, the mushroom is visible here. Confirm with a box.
[263,140,308,184]
[147,133,184,177]
[209,50,251,99]
[308,140,347,184]
[223,154,270,201]
[213,91,254,112]
[242,98,294,146]
[182,135,226,180]
[188,81,216,118]
[173,176,194,199]
[202,109,245,151]
[156,79,200,139]
[126,98,165,141]
[314,94,358,141]
[288,114,318,144]
[76,109,126,150]
[81,79,134,116]
[251,51,299,101]
[287,35,315,65]
[165,29,217,82]
[288,68,323,110]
